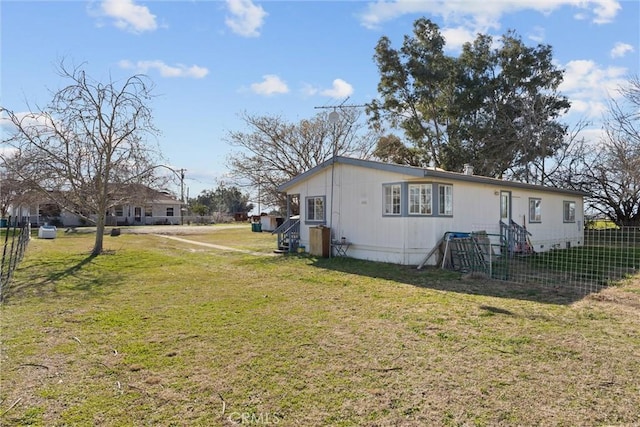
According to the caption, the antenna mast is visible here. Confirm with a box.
[314,96,366,113]
[313,97,366,257]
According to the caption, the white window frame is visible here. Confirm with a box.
[563,201,576,223]
[306,196,325,222]
[500,192,510,221]
[409,183,432,215]
[438,184,453,216]
[383,184,402,215]
[529,198,542,223]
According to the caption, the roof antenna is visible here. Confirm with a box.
[314,97,366,115]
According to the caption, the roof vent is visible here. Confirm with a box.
[463,164,474,175]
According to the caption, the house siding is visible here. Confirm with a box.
[283,158,585,266]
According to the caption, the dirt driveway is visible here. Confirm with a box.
[68,224,248,236]
[122,224,247,235]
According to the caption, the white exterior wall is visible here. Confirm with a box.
[261,215,279,232]
[287,162,584,265]
[511,190,584,251]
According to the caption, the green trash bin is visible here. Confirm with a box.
[0,218,7,228]
[251,222,262,232]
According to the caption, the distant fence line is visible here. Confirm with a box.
[441,227,640,295]
[0,217,31,303]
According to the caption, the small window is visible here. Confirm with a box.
[145,206,153,217]
[306,196,325,222]
[500,192,510,221]
[563,201,575,222]
[115,205,124,216]
[529,198,541,223]
[438,184,453,216]
[383,184,401,215]
[166,207,174,217]
[409,184,432,215]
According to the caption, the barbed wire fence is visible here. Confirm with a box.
[0,217,31,303]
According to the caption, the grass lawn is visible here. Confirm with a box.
[1,226,639,426]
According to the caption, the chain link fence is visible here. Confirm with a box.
[0,218,31,303]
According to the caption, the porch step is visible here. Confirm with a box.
[274,243,289,253]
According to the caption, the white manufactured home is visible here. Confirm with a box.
[275,157,587,266]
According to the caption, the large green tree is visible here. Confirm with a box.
[368,18,570,180]
[372,134,422,166]
[191,183,253,217]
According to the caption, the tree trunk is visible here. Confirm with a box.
[92,213,106,255]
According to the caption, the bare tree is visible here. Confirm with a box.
[0,153,28,219]
[510,118,591,187]
[575,76,640,226]
[226,109,377,210]
[1,61,163,255]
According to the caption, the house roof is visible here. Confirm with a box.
[23,185,182,206]
[146,189,182,204]
[109,183,182,204]
[277,156,589,197]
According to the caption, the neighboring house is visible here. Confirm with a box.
[105,190,184,226]
[8,188,183,227]
[275,156,587,266]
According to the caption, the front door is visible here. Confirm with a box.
[134,207,142,223]
[500,191,511,224]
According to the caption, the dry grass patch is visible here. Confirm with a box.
[1,229,639,426]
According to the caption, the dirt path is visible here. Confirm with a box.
[70,224,247,235]
[153,234,278,257]
[125,224,246,235]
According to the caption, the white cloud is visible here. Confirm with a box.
[527,26,546,43]
[100,0,157,33]
[359,0,444,30]
[358,1,621,32]
[300,83,319,97]
[250,75,289,96]
[225,0,267,37]
[610,42,634,58]
[440,26,476,51]
[320,79,354,98]
[118,60,209,78]
[590,0,621,24]
[560,59,628,118]
[0,111,58,144]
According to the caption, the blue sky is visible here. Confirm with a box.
[1,0,638,199]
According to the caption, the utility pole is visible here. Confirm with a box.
[179,168,186,225]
